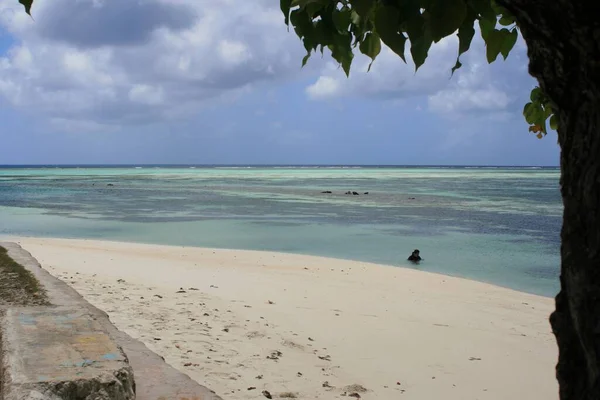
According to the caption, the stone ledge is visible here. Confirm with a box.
[0,242,223,400]
[2,307,135,400]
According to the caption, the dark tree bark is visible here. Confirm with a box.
[497,0,600,398]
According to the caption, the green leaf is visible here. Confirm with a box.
[291,0,324,8]
[333,7,351,33]
[479,17,495,41]
[500,28,518,59]
[360,32,381,71]
[451,58,463,75]
[523,102,537,124]
[544,104,553,119]
[352,0,375,17]
[411,29,433,71]
[457,9,476,56]
[468,0,496,22]
[302,53,311,67]
[523,99,548,136]
[428,0,467,42]
[530,87,543,102]
[498,15,514,26]
[485,29,503,63]
[330,32,354,76]
[281,0,292,25]
[374,5,407,62]
[350,10,361,25]
[549,114,558,130]
[19,0,33,16]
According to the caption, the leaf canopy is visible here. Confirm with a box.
[280,0,555,137]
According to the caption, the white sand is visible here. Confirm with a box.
[13,237,557,399]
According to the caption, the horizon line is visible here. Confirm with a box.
[0,163,560,168]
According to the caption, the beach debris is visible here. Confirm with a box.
[318,355,332,361]
[297,372,303,377]
[262,390,273,399]
[176,289,187,293]
[348,393,361,398]
[210,285,219,288]
[267,350,282,360]
[396,382,401,386]
[188,287,199,290]
[256,375,264,380]
[268,300,275,305]
[344,385,368,393]
[153,337,161,341]
[322,381,333,388]
[308,337,315,341]
[247,387,256,391]
[183,362,192,367]
[203,313,210,316]
[408,249,422,263]
[469,357,482,361]
[117,279,125,283]
[279,393,298,398]
[153,294,163,299]
[222,328,229,333]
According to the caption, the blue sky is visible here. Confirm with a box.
[0,0,559,166]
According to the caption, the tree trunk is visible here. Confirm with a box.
[497,0,600,398]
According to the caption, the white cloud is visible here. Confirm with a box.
[429,87,511,113]
[306,75,341,99]
[304,29,531,119]
[218,40,251,66]
[0,0,308,128]
[0,1,534,129]
[305,36,461,101]
[128,84,164,105]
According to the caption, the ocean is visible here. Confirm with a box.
[0,166,561,297]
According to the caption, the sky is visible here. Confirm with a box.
[0,0,559,166]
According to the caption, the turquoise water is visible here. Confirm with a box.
[0,166,561,297]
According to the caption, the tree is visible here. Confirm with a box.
[14,0,600,397]
[279,1,599,398]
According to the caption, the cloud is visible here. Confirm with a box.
[0,0,309,128]
[428,87,510,113]
[305,36,461,100]
[35,0,196,48]
[305,30,533,118]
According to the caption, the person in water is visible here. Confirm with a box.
[408,249,422,262]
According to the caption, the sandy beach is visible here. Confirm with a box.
[12,237,557,399]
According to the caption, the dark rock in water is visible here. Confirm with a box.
[345,191,352,195]
[364,192,369,195]
[408,249,422,263]
[321,191,333,194]
[408,197,415,200]
[352,191,359,196]
[107,183,114,187]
